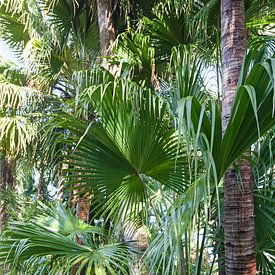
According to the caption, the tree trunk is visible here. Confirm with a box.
[96,0,116,69]
[38,165,45,201]
[76,193,91,224]
[221,1,257,274]
[0,156,14,231]
[0,157,6,231]
[72,189,91,275]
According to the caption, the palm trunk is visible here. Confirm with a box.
[0,156,14,231]
[76,193,91,224]
[0,157,6,231]
[96,0,116,69]
[38,166,45,201]
[221,1,256,274]
[72,190,91,275]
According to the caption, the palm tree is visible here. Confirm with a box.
[0,69,39,230]
[220,0,256,273]
[0,1,274,274]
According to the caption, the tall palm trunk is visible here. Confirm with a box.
[96,0,116,68]
[0,157,6,231]
[72,1,117,225]
[221,1,256,274]
[38,165,45,201]
[0,156,15,230]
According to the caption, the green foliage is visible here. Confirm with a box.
[0,203,134,274]
[51,81,188,225]
[0,0,274,274]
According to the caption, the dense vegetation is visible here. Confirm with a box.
[0,0,274,274]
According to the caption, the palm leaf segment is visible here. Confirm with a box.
[252,131,275,273]
[0,203,133,274]
[0,69,39,157]
[178,56,275,181]
[56,80,188,222]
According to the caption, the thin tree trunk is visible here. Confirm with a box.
[0,157,6,231]
[0,156,14,231]
[38,165,45,201]
[96,0,116,69]
[73,0,116,224]
[221,1,257,274]
[72,188,91,275]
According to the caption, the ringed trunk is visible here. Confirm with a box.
[221,0,257,274]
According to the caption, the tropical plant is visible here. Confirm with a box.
[0,0,274,274]
[0,202,134,274]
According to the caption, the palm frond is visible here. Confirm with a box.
[0,116,36,157]
[50,80,189,225]
[0,202,134,274]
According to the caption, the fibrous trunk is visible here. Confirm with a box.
[221,0,257,274]
[0,157,6,231]
[96,0,116,68]
[38,166,45,201]
[0,156,14,230]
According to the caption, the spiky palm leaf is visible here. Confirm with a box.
[0,203,134,274]
[50,80,189,225]
[177,55,275,180]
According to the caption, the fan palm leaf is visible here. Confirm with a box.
[50,80,189,225]
[0,203,134,274]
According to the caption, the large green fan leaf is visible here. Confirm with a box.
[53,80,188,223]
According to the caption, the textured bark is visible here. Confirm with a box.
[76,193,91,224]
[223,160,256,274]
[221,0,247,131]
[96,0,116,68]
[0,158,6,231]
[56,162,68,203]
[72,190,91,275]
[38,166,45,201]
[221,1,257,274]
[71,181,91,274]
[0,157,14,230]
